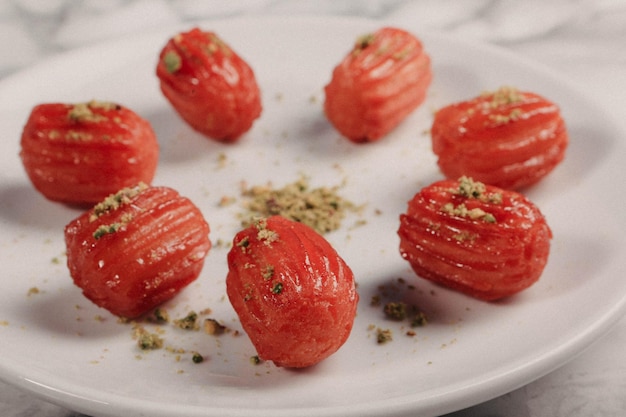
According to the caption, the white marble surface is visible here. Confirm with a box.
[1,0,625,416]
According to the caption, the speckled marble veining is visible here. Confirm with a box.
[1,1,625,416]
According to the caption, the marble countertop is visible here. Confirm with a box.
[1,1,625,416]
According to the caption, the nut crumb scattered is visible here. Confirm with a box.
[383,301,407,321]
[174,311,200,331]
[369,278,429,342]
[203,318,226,335]
[90,183,147,221]
[218,195,236,207]
[238,177,360,235]
[376,328,393,344]
[147,308,170,324]
[132,324,163,350]
[27,287,40,296]
[216,152,228,168]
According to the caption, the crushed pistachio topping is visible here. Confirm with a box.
[488,192,503,205]
[218,196,236,207]
[90,183,148,222]
[203,318,226,335]
[392,48,412,60]
[204,33,231,56]
[355,33,375,51]
[254,218,279,245]
[65,131,93,141]
[369,278,428,343]
[216,152,228,168]
[163,51,182,73]
[250,355,262,365]
[150,308,170,324]
[174,311,200,331]
[376,328,393,344]
[453,176,502,204]
[133,324,164,350]
[48,130,61,139]
[271,282,284,295]
[383,301,407,321]
[126,307,238,362]
[457,176,486,199]
[440,202,496,224]
[92,212,134,239]
[27,287,40,296]
[482,213,496,223]
[236,236,250,253]
[370,294,382,307]
[482,86,524,108]
[441,178,500,223]
[441,203,495,223]
[68,100,119,123]
[262,265,275,280]
[239,177,358,235]
[93,223,122,239]
[489,108,524,125]
[386,301,428,328]
[411,311,428,327]
[453,231,479,242]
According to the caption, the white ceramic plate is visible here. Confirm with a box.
[0,16,625,417]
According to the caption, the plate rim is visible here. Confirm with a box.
[1,14,625,417]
